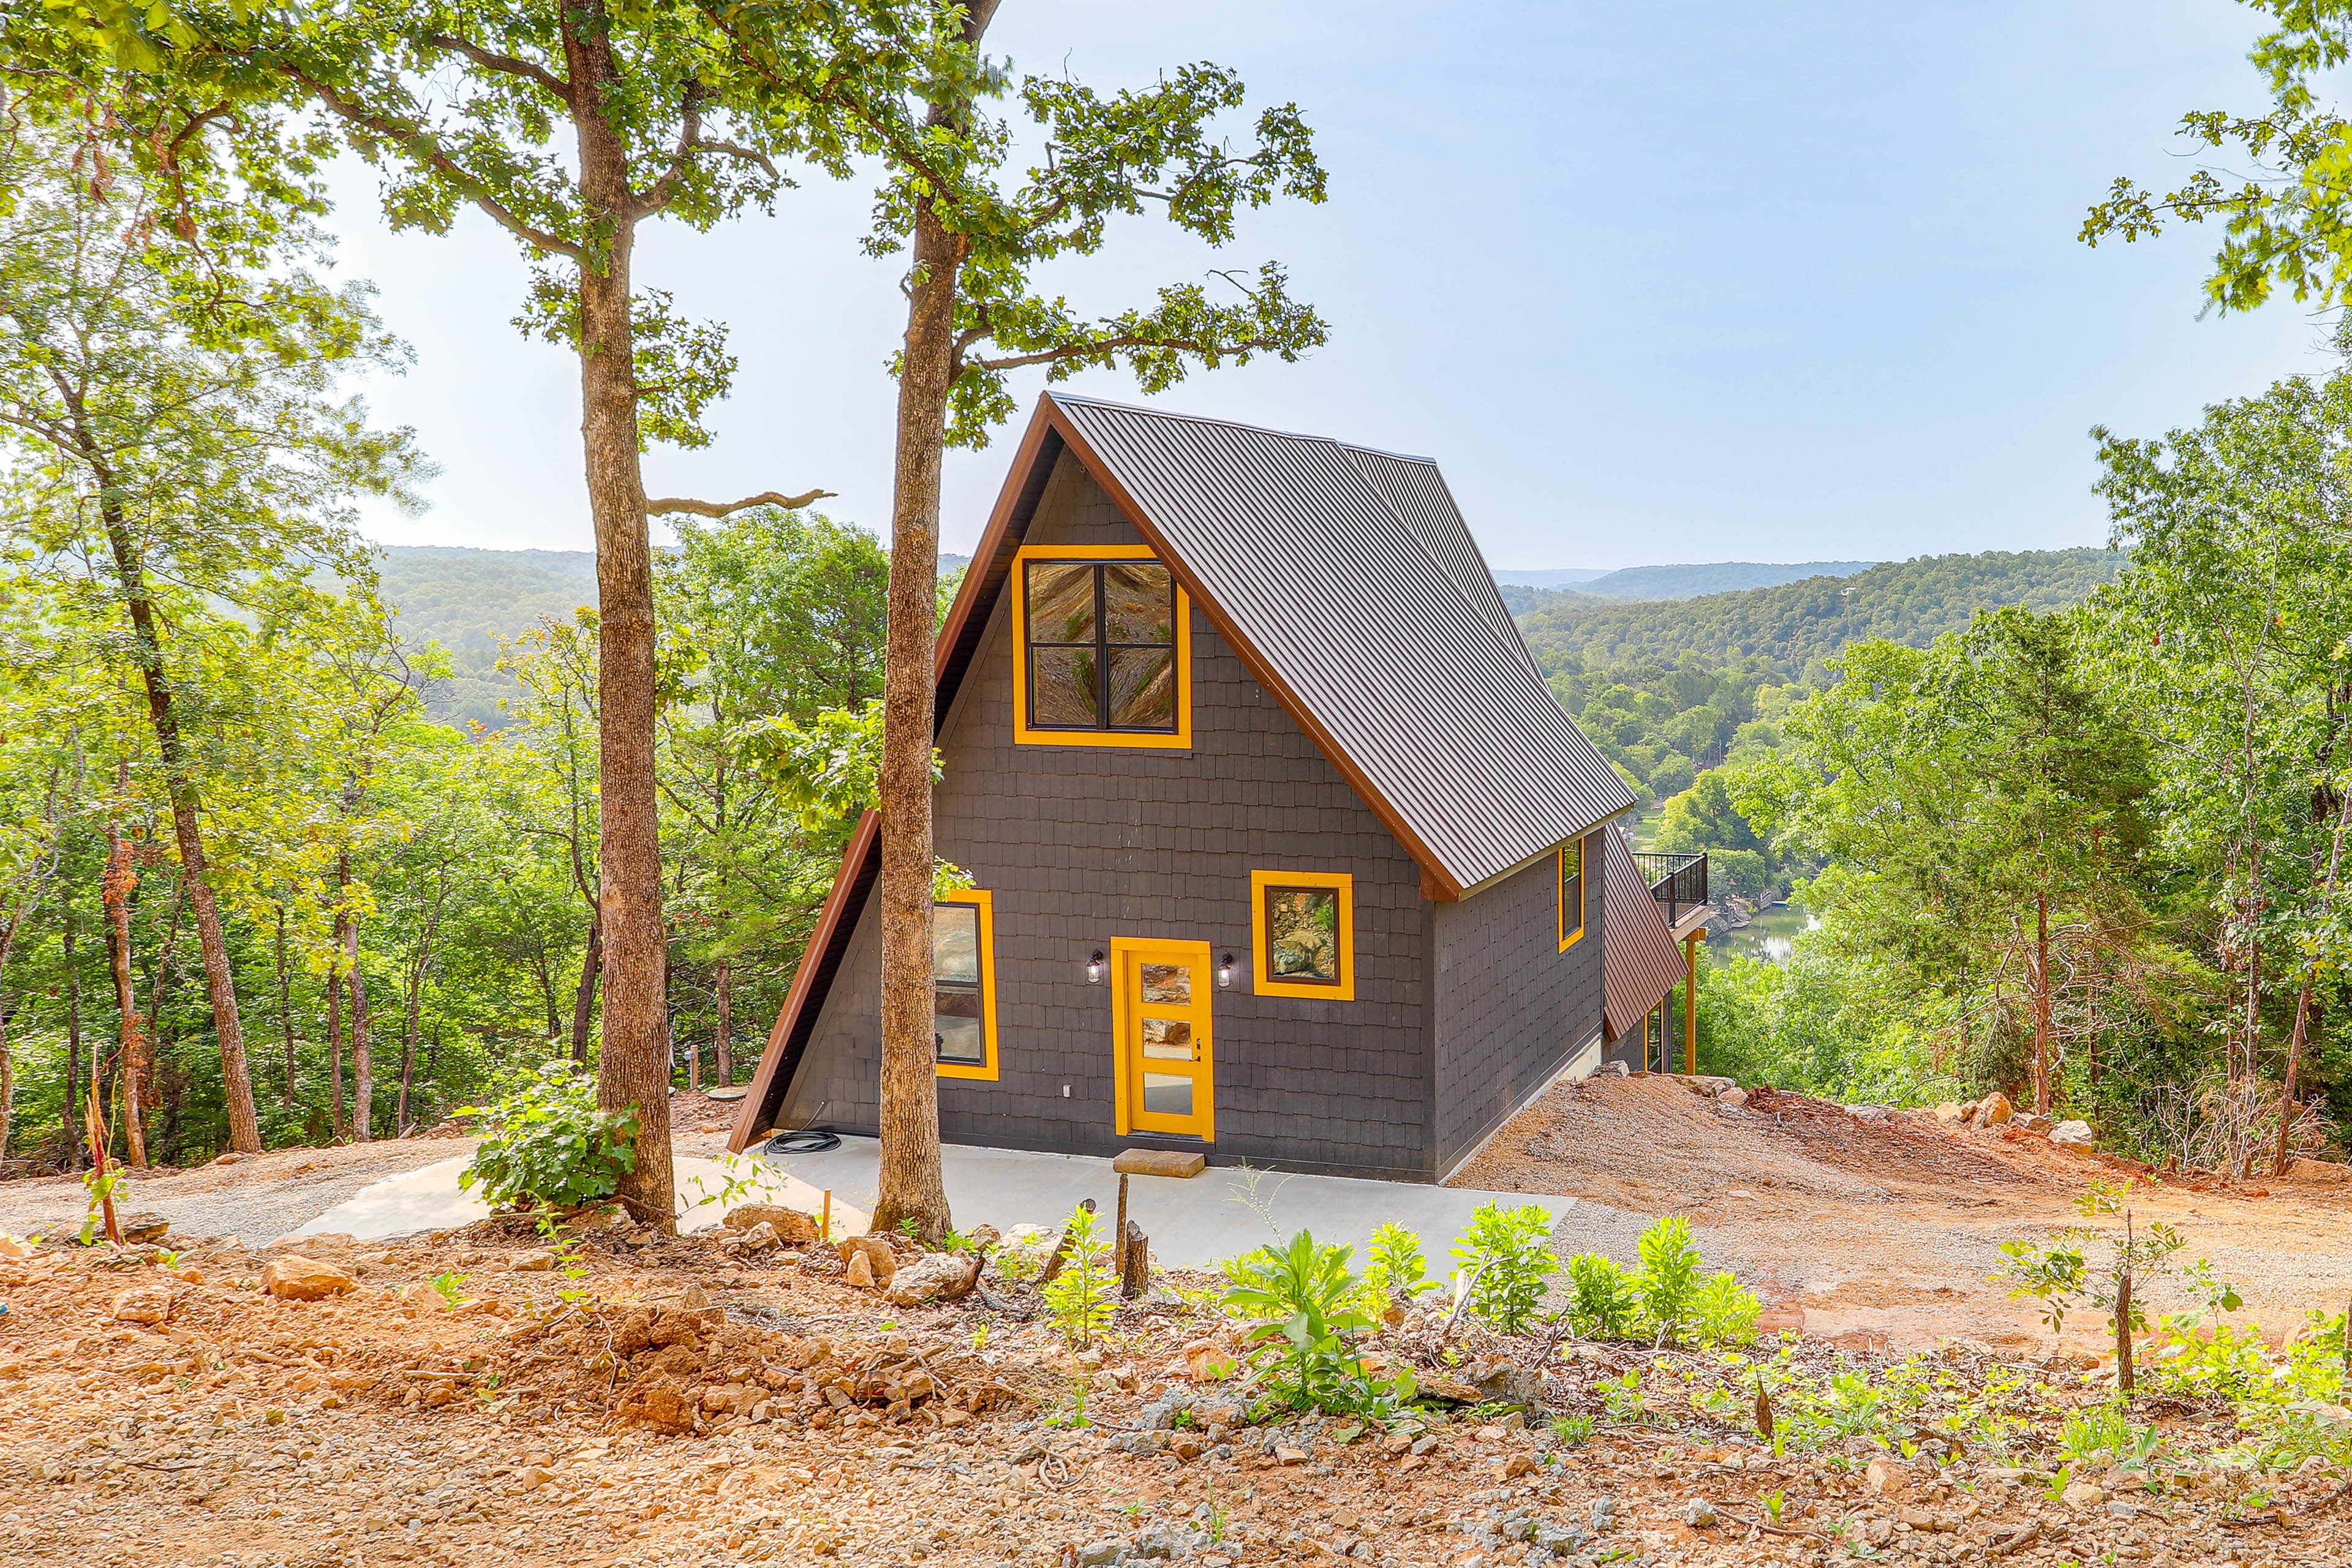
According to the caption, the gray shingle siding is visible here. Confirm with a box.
[1430,835,1607,1178]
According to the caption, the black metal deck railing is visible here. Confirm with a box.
[1633,851,1708,929]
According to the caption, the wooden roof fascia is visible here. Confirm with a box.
[728,809,881,1153]
[1042,398,1468,902]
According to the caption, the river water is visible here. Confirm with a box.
[1707,902,1818,965]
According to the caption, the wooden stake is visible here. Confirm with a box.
[821,1189,832,1245]
[1114,1172,1129,1261]
[1123,1220,1148,1298]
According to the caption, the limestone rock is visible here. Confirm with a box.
[262,1254,359,1301]
[723,1204,820,1245]
[1933,1102,1966,1125]
[2019,1113,2056,1135]
[1469,1356,1544,1407]
[883,1250,981,1306]
[1975,1093,2015,1127]
[0,1232,32,1261]
[510,1250,557,1272]
[2051,1120,2095,1148]
[1418,1374,1483,1404]
[1682,1498,1719,1528]
[837,1235,897,1288]
[1717,1087,1749,1110]
[1864,1457,1904,1496]
[110,1281,173,1324]
[118,1212,170,1245]
[2060,1481,2108,1510]
[988,1224,1060,1285]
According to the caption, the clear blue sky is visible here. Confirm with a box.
[334,0,2327,570]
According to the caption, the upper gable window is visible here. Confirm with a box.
[1012,544,1193,748]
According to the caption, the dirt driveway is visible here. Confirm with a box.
[1452,1072,2352,1355]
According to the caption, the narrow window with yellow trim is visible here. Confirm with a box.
[1251,869,1355,1001]
[1012,543,1192,748]
[932,889,998,1080]
[1557,839,1587,952]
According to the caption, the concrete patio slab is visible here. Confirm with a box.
[749,1136,1590,1268]
[283,1154,867,1245]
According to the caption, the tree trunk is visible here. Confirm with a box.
[347,912,371,1142]
[94,490,262,1154]
[325,959,346,1142]
[715,957,733,1087]
[275,903,297,1110]
[565,2,673,1227]
[102,823,148,1169]
[64,908,83,1170]
[571,915,603,1066]
[399,872,447,1134]
[871,1,999,1234]
[2033,892,2054,1115]
[0,911,18,1163]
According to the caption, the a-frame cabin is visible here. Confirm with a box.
[730,394,1681,1181]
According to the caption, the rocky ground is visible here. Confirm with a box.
[1453,1075,2352,1355]
[5,1200,2351,1568]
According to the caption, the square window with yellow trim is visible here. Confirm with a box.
[1558,839,1587,952]
[1250,869,1356,1001]
[933,889,998,1080]
[1012,545,1191,748]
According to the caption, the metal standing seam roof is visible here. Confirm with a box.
[1601,823,1686,1042]
[1048,394,1636,893]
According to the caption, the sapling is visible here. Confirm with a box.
[1997,1179,2214,1392]
[1041,1204,1115,1348]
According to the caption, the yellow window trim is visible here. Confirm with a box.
[934,888,1000,1081]
[1558,838,1587,952]
[1250,869,1357,1001]
[1011,542,1193,750]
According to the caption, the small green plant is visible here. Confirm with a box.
[1761,1489,1785,1525]
[1450,1202,1558,1333]
[1600,1368,1649,1425]
[1635,1216,1705,1343]
[1360,1222,1439,1319]
[1565,1253,1643,1340]
[458,1061,639,1210]
[970,1321,992,1352]
[1549,1413,1594,1447]
[1692,1270,1762,1348]
[1040,1204,1116,1348]
[534,1210,596,1306]
[77,1164,124,1246]
[431,1272,469,1309]
[1046,1375,1091,1428]
[1221,1229,1411,1414]
[1205,1491,1229,1545]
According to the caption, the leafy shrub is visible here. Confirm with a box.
[1041,1204,1116,1348]
[1565,1253,1643,1340]
[1692,1270,1762,1348]
[458,1062,638,1210]
[1360,1222,1438,1319]
[1221,1230,1414,1415]
[1634,1215,1703,1340]
[1450,1202,1558,1333]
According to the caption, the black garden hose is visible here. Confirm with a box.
[763,1127,842,1155]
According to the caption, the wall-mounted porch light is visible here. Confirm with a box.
[1218,952,1235,989]
[1086,950,1105,985]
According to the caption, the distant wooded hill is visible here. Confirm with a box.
[1517,548,2126,680]
[374,545,969,729]
[1493,560,1876,614]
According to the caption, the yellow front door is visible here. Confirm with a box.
[1111,937,1214,1140]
